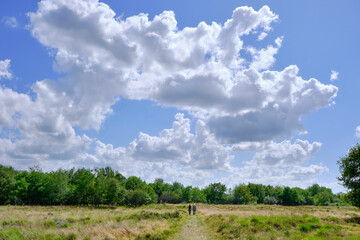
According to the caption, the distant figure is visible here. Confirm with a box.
[193,203,196,215]
[188,204,191,215]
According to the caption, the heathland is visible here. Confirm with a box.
[1,204,360,240]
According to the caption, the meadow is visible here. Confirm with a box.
[0,204,360,240]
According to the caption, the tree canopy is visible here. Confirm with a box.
[0,164,350,207]
[338,143,360,208]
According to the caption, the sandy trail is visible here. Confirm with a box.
[174,214,211,240]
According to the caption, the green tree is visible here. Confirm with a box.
[181,186,192,203]
[0,165,17,205]
[307,184,321,197]
[233,184,257,204]
[71,168,96,205]
[280,187,300,206]
[338,144,360,208]
[152,178,165,200]
[105,178,126,205]
[189,187,206,203]
[146,185,157,204]
[13,171,29,205]
[204,182,226,204]
[26,168,51,205]
[125,176,146,191]
[248,183,265,204]
[46,170,71,204]
[94,174,107,206]
[125,189,150,206]
[314,191,331,206]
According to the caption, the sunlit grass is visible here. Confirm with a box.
[1,204,359,239]
[0,205,185,240]
[202,205,360,240]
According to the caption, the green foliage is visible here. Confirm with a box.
[314,191,332,206]
[248,183,265,204]
[181,186,192,203]
[338,143,360,208]
[13,171,29,205]
[0,165,17,205]
[61,222,71,228]
[43,220,56,228]
[0,164,346,207]
[189,187,206,203]
[206,213,351,240]
[70,168,96,205]
[233,184,257,204]
[125,176,146,191]
[125,189,150,206]
[264,196,278,205]
[129,211,181,221]
[203,182,226,204]
[280,187,300,206]
[65,233,77,240]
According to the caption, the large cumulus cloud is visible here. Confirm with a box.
[0,0,338,187]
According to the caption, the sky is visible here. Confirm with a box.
[0,0,359,193]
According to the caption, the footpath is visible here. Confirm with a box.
[173,214,212,240]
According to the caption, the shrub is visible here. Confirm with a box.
[125,189,150,206]
[65,233,77,240]
[43,220,56,228]
[129,211,181,221]
[61,222,71,228]
[115,215,126,222]
[217,222,229,232]
[264,196,278,205]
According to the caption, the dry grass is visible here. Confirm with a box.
[173,215,212,240]
[195,204,360,240]
[197,203,360,219]
[1,204,359,240]
[0,205,185,240]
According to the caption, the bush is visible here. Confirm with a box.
[338,144,360,208]
[43,220,56,228]
[264,196,278,205]
[65,233,77,240]
[125,189,150,206]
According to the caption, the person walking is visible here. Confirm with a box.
[188,204,191,215]
[193,203,196,215]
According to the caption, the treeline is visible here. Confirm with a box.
[0,165,348,206]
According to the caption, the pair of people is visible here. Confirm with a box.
[188,203,196,215]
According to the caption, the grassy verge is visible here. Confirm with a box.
[0,205,186,240]
[205,213,360,239]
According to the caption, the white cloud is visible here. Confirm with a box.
[0,59,12,80]
[0,1,337,189]
[73,114,324,187]
[27,1,337,143]
[356,125,360,138]
[208,65,337,143]
[258,32,267,41]
[0,81,92,169]
[2,17,18,28]
[248,36,282,71]
[223,164,328,189]
[128,113,233,170]
[28,2,281,130]
[251,139,321,165]
[330,70,339,81]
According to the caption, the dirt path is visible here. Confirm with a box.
[173,214,212,240]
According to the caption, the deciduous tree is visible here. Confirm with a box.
[338,144,360,208]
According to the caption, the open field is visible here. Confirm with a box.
[0,204,360,239]
[0,205,185,240]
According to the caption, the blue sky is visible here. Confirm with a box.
[1,0,359,192]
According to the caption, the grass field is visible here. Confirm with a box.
[0,204,360,239]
